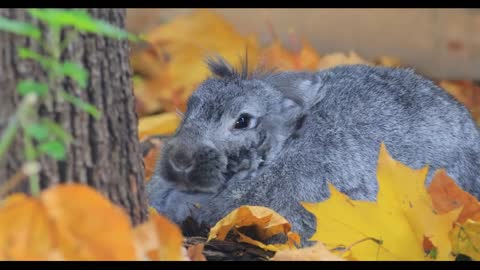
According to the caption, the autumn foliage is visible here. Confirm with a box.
[1,9,480,261]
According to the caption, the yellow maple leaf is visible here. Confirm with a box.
[208,205,300,252]
[302,143,461,261]
[450,219,480,260]
[138,112,181,141]
[271,242,345,261]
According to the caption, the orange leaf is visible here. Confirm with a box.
[134,207,185,261]
[187,243,207,261]
[260,39,321,71]
[141,137,163,182]
[428,169,480,223]
[0,194,58,260]
[41,184,136,260]
[0,184,136,260]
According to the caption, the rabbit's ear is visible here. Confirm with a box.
[265,72,326,112]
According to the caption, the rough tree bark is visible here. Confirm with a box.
[0,8,148,225]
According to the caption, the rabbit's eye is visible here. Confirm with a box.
[234,113,255,129]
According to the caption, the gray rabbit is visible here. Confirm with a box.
[146,56,480,244]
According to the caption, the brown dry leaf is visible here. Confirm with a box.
[439,80,480,124]
[134,207,185,261]
[131,9,260,115]
[138,112,181,141]
[272,242,346,261]
[0,184,137,260]
[428,169,480,223]
[260,39,321,71]
[187,243,207,261]
[208,205,300,252]
[317,51,372,70]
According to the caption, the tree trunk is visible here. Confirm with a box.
[0,8,148,225]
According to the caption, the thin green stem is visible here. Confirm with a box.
[59,29,78,53]
[0,117,19,161]
[49,25,63,102]
[23,134,39,196]
[17,93,40,197]
[0,94,38,163]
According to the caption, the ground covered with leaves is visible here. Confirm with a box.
[1,9,479,261]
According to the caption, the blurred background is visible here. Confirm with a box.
[126,8,480,80]
[126,9,480,159]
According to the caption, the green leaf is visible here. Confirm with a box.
[23,134,38,160]
[38,140,65,160]
[17,48,55,70]
[61,61,88,88]
[27,9,86,28]
[42,119,73,143]
[0,16,41,39]
[92,19,138,41]
[60,91,101,119]
[27,9,137,41]
[17,80,48,96]
[25,123,49,141]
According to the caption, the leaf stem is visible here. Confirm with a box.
[0,93,38,162]
[23,134,40,196]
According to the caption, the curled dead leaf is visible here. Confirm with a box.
[208,205,300,252]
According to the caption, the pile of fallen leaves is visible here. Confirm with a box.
[1,9,479,261]
[1,143,478,260]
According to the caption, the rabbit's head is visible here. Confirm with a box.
[155,56,321,193]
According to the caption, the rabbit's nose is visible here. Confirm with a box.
[169,150,194,173]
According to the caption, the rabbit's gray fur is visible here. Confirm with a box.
[147,57,480,244]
